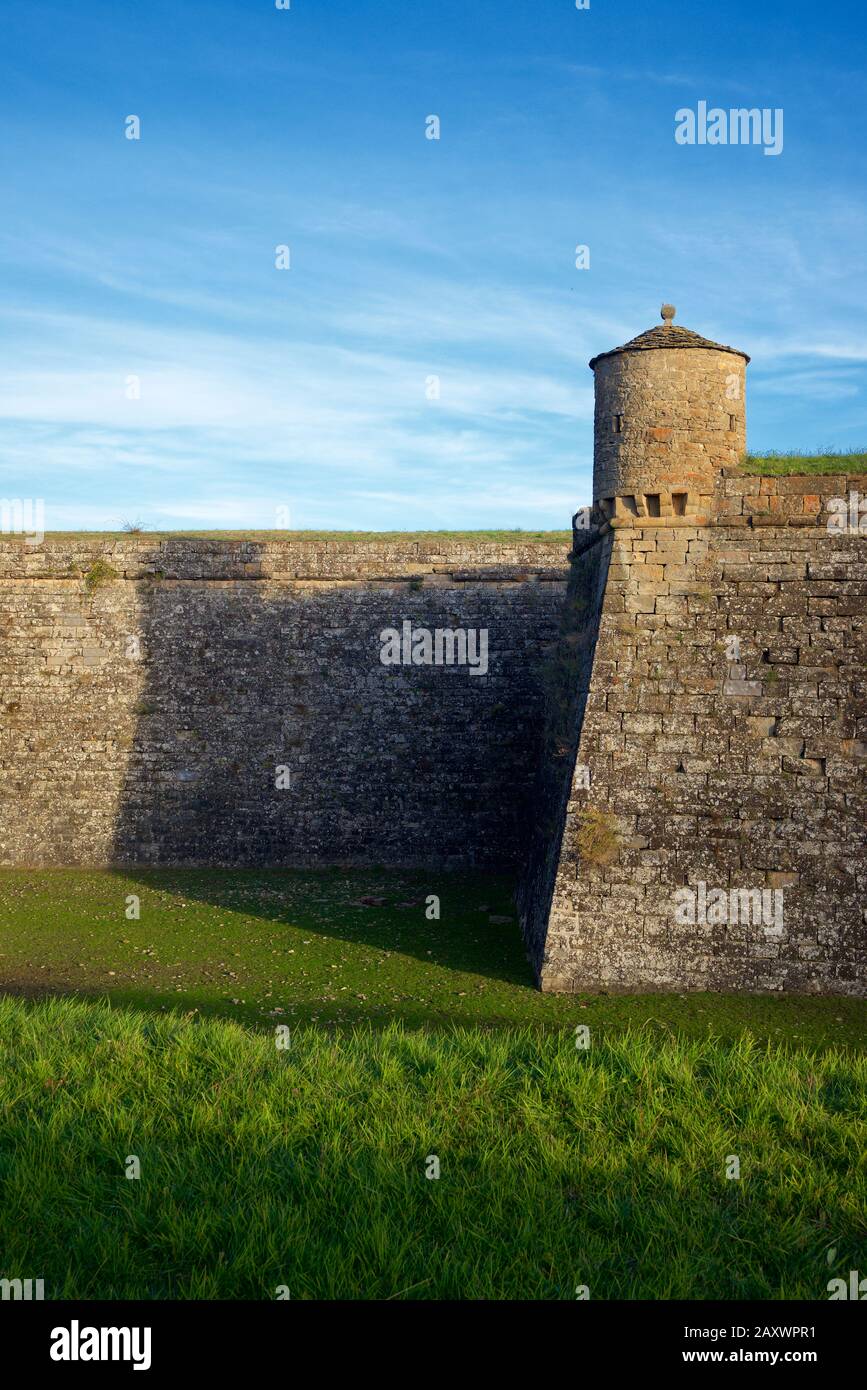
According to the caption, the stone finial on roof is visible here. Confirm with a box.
[588,309,750,369]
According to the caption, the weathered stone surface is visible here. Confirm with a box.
[593,344,747,504]
[0,538,569,868]
[520,461,865,992]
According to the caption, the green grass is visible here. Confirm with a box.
[0,996,863,1299]
[741,449,867,476]
[2,869,864,1300]
[0,868,864,1046]
[34,529,573,544]
[80,557,119,594]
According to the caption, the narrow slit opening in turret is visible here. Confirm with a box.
[672,492,687,516]
[644,493,661,517]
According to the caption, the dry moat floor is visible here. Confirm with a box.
[0,867,864,1300]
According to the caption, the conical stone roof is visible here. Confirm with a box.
[589,305,750,369]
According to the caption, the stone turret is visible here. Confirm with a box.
[521,309,866,998]
[589,305,749,521]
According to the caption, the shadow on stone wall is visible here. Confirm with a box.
[109,540,564,872]
[89,538,569,994]
[517,533,612,978]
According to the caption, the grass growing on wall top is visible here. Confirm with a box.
[741,449,867,476]
[0,994,863,1300]
[32,528,574,543]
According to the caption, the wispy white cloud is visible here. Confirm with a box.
[1,5,865,534]
[564,62,753,95]
[754,367,864,399]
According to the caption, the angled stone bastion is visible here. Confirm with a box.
[518,308,867,996]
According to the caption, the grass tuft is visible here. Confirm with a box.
[576,807,620,867]
[82,558,119,594]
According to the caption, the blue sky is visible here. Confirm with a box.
[1,0,865,532]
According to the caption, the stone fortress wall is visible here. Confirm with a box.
[1,307,864,996]
[0,538,568,868]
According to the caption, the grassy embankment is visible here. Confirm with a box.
[0,869,864,1299]
[1,995,864,1300]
